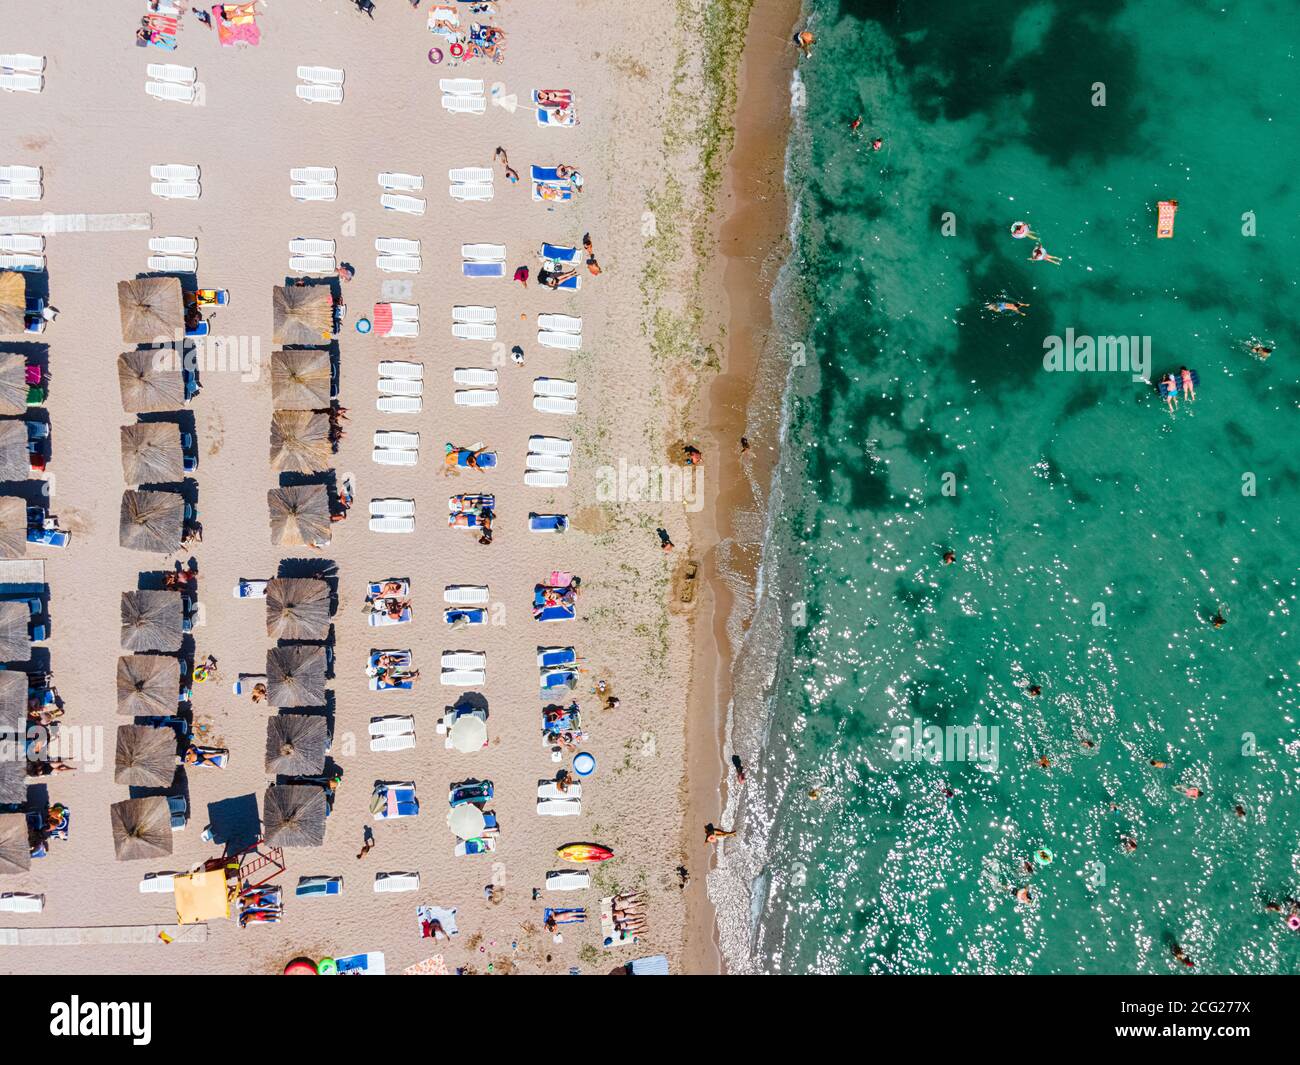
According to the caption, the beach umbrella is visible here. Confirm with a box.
[447,803,485,840]
[0,670,26,732]
[0,496,27,559]
[0,352,29,416]
[0,600,31,661]
[116,654,177,716]
[0,421,30,481]
[113,724,177,788]
[270,410,331,475]
[119,489,184,553]
[262,785,327,848]
[449,714,488,753]
[110,796,173,861]
[0,812,31,875]
[264,714,328,776]
[270,350,332,408]
[265,578,331,641]
[0,272,27,337]
[121,590,183,653]
[0,759,23,805]
[121,423,184,485]
[117,277,184,344]
[118,349,185,413]
[266,645,327,707]
[268,485,331,548]
[272,285,334,346]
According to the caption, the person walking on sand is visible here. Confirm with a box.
[513,265,529,287]
[494,147,519,184]
[583,233,602,276]
[740,436,751,455]
[657,528,674,552]
[356,827,375,860]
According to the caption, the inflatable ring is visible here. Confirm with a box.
[355,317,371,334]
[315,957,337,975]
[428,47,443,65]
[284,958,318,976]
[1035,847,1054,865]
[1288,914,1300,931]
[449,41,466,58]
[572,752,596,777]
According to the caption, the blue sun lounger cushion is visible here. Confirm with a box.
[529,513,567,532]
[445,608,487,625]
[463,261,505,278]
[540,243,577,262]
[538,647,576,668]
[536,604,575,623]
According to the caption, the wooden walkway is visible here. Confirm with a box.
[0,923,207,946]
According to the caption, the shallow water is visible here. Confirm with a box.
[730,0,1300,974]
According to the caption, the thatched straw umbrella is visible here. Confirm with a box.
[268,485,331,548]
[265,714,328,776]
[120,489,183,553]
[0,600,30,661]
[0,352,30,416]
[114,724,177,788]
[262,785,327,848]
[0,421,30,481]
[118,277,184,344]
[121,423,184,485]
[265,578,331,641]
[121,590,183,653]
[0,670,26,732]
[0,496,27,558]
[266,645,326,707]
[270,410,331,475]
[272,284,334,346]
[0,272,27,337]
[0,812,31,874]
[271,350,332,408]
[0,759,23,805]
[118,349,185,413]
[110,796,173,861]
[116,654,178,716]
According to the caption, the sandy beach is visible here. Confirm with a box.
[0,0,786,975]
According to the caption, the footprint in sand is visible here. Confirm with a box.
[206,412,225,457]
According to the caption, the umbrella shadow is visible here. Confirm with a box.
[207,792,261,854]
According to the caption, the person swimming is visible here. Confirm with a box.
[1179,365,1196,402]
[1161,374,1179,413]
[1009,221,1038,241]
[1029,244,1062,265]
[986,300,1029,316]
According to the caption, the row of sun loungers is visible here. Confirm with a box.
[1,54,45,94]
[297,66,344,104]
[145,62,196,104]
[381,193,425,215]
[373,428,420,467]
[1,163,42,203]
[0,232,45,273]
[369,497,414,534]
[450,166,493,202]
[452,304,495,341]
[148,234,198,274]
[372,301,420,338]
[534,378,578,416]
[440,77,485,115]
[378,236,421,274]
[538,312,582,350]
[291,164,337,203]
[150,162,200,200]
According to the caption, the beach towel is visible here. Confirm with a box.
[417,905,459,938]
[544,907,586,925]
[213,4,261,47]
[404,955,450,975]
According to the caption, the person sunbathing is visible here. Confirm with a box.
[538,267,578,289]
[379,598,410,620]
[536,89,573,109]
[250,682,268,703]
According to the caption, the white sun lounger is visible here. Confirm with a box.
[390,302,419,321]
[375,237,420,256]
[534,395,578,415]
[0,73,42,93]
[453,305,496,324]
[151,181,201,200]
[374,872,420,893]
[290,166,337,184]
[386,319,419,338]
[0,165,41,183]
[538,330,582,350]
[377,254,421,273]
[545,870,590,891]
[375,431,420,449]
[526,453,571,473]
[0,252,44,270]
[138,873,180,894]
[538,781,583,800]
[379,378,423,397]
[377,395,422,414]
[370,731,417,750]
[296,83,344,104]
[147,255,197,273]
[444,585,489,605]
[373,448,418,467]
[290,255,336,273]
[0,183,41,201]
[449,167,493,185]
[145,81,193,103]
[450,184,494,202]
[0,234,44,253]
[381,194,425,215]
[289,237,335,256]
[525,471,570,488]
[534,378,578,399]
[461,243,506,262]
[453,368,498,387]
[1,54,45,73]
[537,798,582,816]
[440,669,485,687]
[454,389,499,407]
[452,323,496,342]
[291,184,337,202]
[150,235,197,255]
[370,498,416,518]
[439,78,484,95]
[538,313,582,333]
[378,171,423,191]
[378,361,423,380]
[148,63,197,84]
[297,65,345,86]
[370,716,416,737]
[0,892,45,912]
[528,435,573,456]
[441,651,486,670]
[368,515,415,534]
[441,94,486,114]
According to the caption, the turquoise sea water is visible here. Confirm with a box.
[735,0,1300,973]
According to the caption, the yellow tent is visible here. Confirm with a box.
[173,866,234,924]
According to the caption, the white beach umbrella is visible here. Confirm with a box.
[449,714,487,753]
[447,804,485,840]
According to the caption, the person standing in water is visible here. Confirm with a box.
[794,29,815,57]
